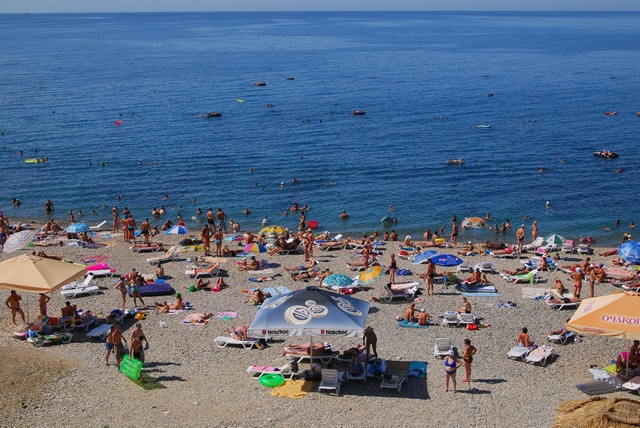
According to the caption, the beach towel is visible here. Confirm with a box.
[588,368,611,381]
[603,364,618,373]
[398,320,431,329]
[396,269,412,276]
[216,311,237,320]
[82,255,108,263]
[462,292,500,297]
[408,361,427,379]
[262,287,278,298]
[249,277,275,282]
[270,380,314,399]
[522,288,551,299]
[276,286,292,294]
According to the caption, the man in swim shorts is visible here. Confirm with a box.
[461,339,477,383]
[5,291,26,326]
[206,208,215,228]
[216,208,227,233]
[516,224,525,252]
[140,218,151,245]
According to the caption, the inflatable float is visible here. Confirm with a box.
[605,111,617,116]
[476,124,491,129]
[381,214,397,225]
[446,158,464,165]
[351,110,366,115]
[25,158,46,163]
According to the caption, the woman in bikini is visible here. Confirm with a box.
[444,350,462,393]
[389,253,397,285]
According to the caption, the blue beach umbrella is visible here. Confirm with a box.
[66,222,90,233]
[165,225,189,235]
[430,254,463,267]
[411,250,438,265]
[618,241,640,264]
[322,274,354,288]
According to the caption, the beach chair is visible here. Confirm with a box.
[27,332,73,347]
[185,263,219,278]
[345,362,367,384]
[546,299,581,310]
[146,245,179,265]
[380,373,406,392]
[508,270,540,284]
[60,284,100,299]
[577,244,591,255]
[577,377,624,395]
[442,312,459,327]
[523,237,546,251]
[69,314,98,332]
[61,274,96,291]
[89,267,117,278]
[214,336,258,350]
[379,283,419,302]
[525,345,554,366]
[507,345,531,361]
[246,363,296,380]
[562,240,576,254]
[457,312,476,327]
[476,262,493,273]
[547,331,576,345]
[89,221,107,231]
[434,338,453,358]
[491,248,520,259]
[622,376,640,393]
[318,369,343,395]
[87,323,112,340]
[456,260,472,273]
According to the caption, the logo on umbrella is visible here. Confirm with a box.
[263,295,292,309]
[332,296,363,316]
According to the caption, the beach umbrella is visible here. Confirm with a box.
[544,234,566,246]
[247,286,371,363]
[461,217,488,229]
[165,225,189,235]
[0,254,88,319]
[566,292,640,340]
[2,230,36,254]
[411,250,438,265]
[260,226,287,236]
[322,274,354,288]
[430,254,463,267]
[618,241,640,264]
[66,222,90,233]
[358,265,383,285]
[244,243,267,253]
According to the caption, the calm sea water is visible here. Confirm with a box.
[0,11,639,245]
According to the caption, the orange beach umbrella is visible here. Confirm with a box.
[566,291,640,340]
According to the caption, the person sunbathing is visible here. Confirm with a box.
[457,297,472,314]
[492,245,516,255]
[229,325,249,341]
[32,250,63,260]
[417,308,432,326]
[211,276,227,291]
[615,340,639,372]
[348,356,364,376]
[238,257,260,271]
[285,259,317,272]
[457,241,476,256]
[599,248,618,256]
[339,344,366,360]
[194,277,210,290]
[502,266,532,276]
[346,255,377,269]
[133,242,164,250]
[317,240,345,250]
[545,295,581,304]
[183,312,212,324]
[516,327,536,349]
[251,288,265,305]
[612,257,629,267]
[462,269,482,286]
[403,303,417,322]
[155,293,184,312]
[549,319,571,337]
[222,247,243,257]
[482,239,506,250]
[292,269,323,281]
[538,256,550,271]
[554,277,567,296]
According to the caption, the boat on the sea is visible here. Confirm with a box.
[476,124,491,129]
[381,214,397,225]
[351,110,366,116]
[254,82,267,86]
[205,112,221,117]
[446,158,464,165]
[593,150,619,159]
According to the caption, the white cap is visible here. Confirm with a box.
[447,350,455,356]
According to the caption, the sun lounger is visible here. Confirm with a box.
[214,336,258,349]
[562,240,576,254]
[577,377,623,395]
[476,262,494,273]
[27,332,73,347]
[577,244,591,255]
[505,270,540,284]
[547,331,576,344]
[345,362,367,383]
[546,298,581,310]
[89,268,117,277]
[458,283,497,293]
[185,263,219,278]
[622,376,640,392]
[380,373,406,392]
[379,283,420,302]
[318,369,343,395]
[60,285,100,298]
[491,248,521,259]
[87,323,112,340]
[456,260,472,273]
[246,363,296,380]
[442,312,460,327]
[526,345,554,366]
[69,314,98,332]
[457,312,476,326]
[434,338,453,358]
[146,245,179,265]
[89,221,108,231]
[523,237,546,251]
[507,345,532,361]
[61,273,96,290]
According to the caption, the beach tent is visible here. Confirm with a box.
[566,291,640,340]
[248,286,371,362]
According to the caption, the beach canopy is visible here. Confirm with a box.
[165,225,189,235]
[430,254,463,267]
[0,254,87,294]
[411,250,438,265]
[66,222,90,233]
[247,286,371,338]
[618,241,640,264]
[566,291,640,340]
[461,217,488,229]
[2,230,35,254]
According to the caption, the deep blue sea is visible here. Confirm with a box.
[1,11,639,245]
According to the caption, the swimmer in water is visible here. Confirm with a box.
[291,177,298,184]
[242,208,251,215]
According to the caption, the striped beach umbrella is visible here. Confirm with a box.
[165,225,189,235]
[244,243,267,253]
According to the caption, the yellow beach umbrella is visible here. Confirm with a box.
[260,225,287,236]
[566,291,640,340]
[358,265,383,285]
[461,217,488,229]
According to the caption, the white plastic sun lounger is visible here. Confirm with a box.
[525,346,554,366]
[622,376,640,392]
[547,331,575,344]
[214,336,257,349]
[434,338,453,358]
[87,323,112,340]
[507,345,531,361]
[69,315,98,332]
[146,245,179,265]
[345,362,367,384]
[60,285,100,298]
[246,363,296,380]
[318,369,343,395]
[380,373,406,392]
[89,221,108,231]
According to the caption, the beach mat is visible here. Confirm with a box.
[522,287,551,299]
[249,277,275,282]
[576,380,621,396]
[398,320,431,329]
[270,380,314,399]
[408,361,427,379]
[462,292,500,297]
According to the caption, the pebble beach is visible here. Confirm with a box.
[0,223,637,428]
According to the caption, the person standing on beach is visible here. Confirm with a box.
[389,253,397,285]
[5,291,26,326]
[363,242,371,270]
[216,208,227,233]
[44,199,54,213]
[450,222,459,248]
[112,206,120,234]
[444,350,462,393]
[363,326,377,361]
[531,221,538,242]
[140,218,151,245]
[425,258,436,296]
[206,208,215,230]
[571,268,584,298]
[201,224,211,255]
[461,339,477,383]
[105,325,116,366]
[516,224,525,252]
[129,323,149,363]
[112,323,126,368]
[213,228,223,256]
[115,276,127,310]
[38,293,50,316]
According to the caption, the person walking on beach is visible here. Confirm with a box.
[38,293,50,316]
[444,350,462,393]
[129,323,149,363]
[112,323,126,368]
[516,224,525,252]
[363,326,378,361]
[450,222,459,248]
[531,221,538,242]
[105,325,116,366]
[140,218,151,245]
[425,258,436,296]
[5,290,26,326]
[216,208,227,233]
[461,339,477,383]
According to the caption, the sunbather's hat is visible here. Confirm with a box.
[447,350,454,356]
[576,267,582,272]
[599,263,604,267]
[420,308,425,312]
[176,293,182,298]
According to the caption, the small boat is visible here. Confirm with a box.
[351,110,366,116]
[205,112,221,117]
[593,151,619,159]
[285,77,295,81]
[446,158,464,165]
[476,124,491,129]
[381,214,397,225]
[254,82,267,86]
[605,111,617,116]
